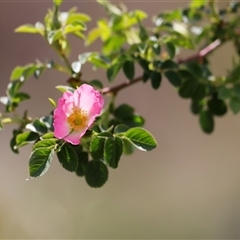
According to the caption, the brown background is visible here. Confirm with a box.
[0,0,240,239]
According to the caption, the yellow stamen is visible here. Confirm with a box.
[67,107,88,131]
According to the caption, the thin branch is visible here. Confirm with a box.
[177,39,222,64]
[60,53,72,74]
[101,39,222,95]
[101,76,142,95]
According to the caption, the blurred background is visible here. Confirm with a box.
[1,0,240,239]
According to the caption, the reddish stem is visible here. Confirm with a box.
[101,39,222,95]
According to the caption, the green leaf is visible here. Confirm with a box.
[139,26,148,41]
[232,85,240,100]
[26,119,48,134]
[15,24,40,34]
[53,0,62,6]
[32,139,57,151]
[90,137,106,160]
[161,60,178,70]
[123,61,135,80]
[75,151,89,177]
[123,115,145,127]
[179,80,198,98]
[88,55,110,68]
[125,30,141,45]
[122,138,134,155]
[152,43,161,55]
[186,62,202,77]
[41,132,55,139]
[166,42,175,58]
[133,9,148,20]
[114,104,135,119]
[150,71,162,89]
[192,83,206,101]
[55,85,75,93]
[85,160,108,188]
[10,67,25,81]
[114,124,129,134]
[164,71,182,87]
[218,86,231,100]
[97,132,113,137]
[207,98,227,116]
[157,9,182,21]
[10,64,37,81]
[64,24,86,35]
[199,110,214,134]
[107,64,122,82]
[16,131,39,148]
[47,30,62,44]
[10,130,22,154]
[48,98,56,107]
[13,92,30,103]
[104,137,123,169]
[1,118,14,124]
[57,144,78,172]
[142,71,150,82]
[190,0,206,8]
[34,66,45,79]
[178,69,194,79]
[40,115,54,131]
[29,148,54,177]
[138,59,149,71]
[103,36,126,54]
[229,97,240,114]
[67,13,91,24]
[7,80,23,98]
[125,127,157,151]
[86,28,102,45]
[191,100,203,115]
[89,80,103,89]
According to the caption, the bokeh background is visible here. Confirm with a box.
[1,0,240,239]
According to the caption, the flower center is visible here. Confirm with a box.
[67,107,88,131]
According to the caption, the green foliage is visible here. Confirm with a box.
[104,136,123,168]
[57,143,78,172]
[114,104,134,119]
[1,0,240,187]
[150,71,162,89]
[107,64,122,81]
[123,61,135,80]
[85,160,108,188]
[29,148,55,177]
[199,110,214,134]
[164,71,182,87]
[207,98,227,116]
[124,127,157,151]
[26,119,48,134]
[90,136,106,160]
[16,131,39,148]
[230,97,240,114]
[75,151,89,177]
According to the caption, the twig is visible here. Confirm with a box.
[60,53,72,74]
[101,39,222,95]
[101,76,142,95]
[177,39,222,64]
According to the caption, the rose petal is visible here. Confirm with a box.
[53,98,71,139]
[75,84,103,111]
[63,128,87,145]
[53,84,104,144]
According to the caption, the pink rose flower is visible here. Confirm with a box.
[53,84,104,145]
